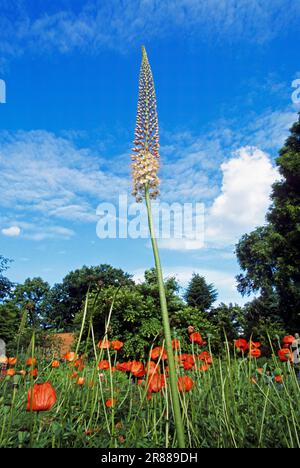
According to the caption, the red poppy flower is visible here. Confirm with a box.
[177,353,195,370]
[111,340,124,351]
[98,359,110,370]
[282,335,296,347]
[278,348,293,362]
[275,375,283,383]
[234,339,249,352]
[249,348,261,358]
[189,332,204,346]
[97,339,110,350]
[150,346,167,361]
[26,383,56,412]
[51,360,60,368]
[178,376,194,392]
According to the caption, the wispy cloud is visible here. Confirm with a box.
[1,0,300,64]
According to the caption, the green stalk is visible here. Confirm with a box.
[145,186,185,448]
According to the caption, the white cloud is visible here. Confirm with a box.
[1,226,21,237]
[132,265,246,305]
[206,146,279,247]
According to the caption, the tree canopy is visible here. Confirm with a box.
[236,114,300,331]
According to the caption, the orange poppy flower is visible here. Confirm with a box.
[172,339,180,350]
[150,346,167,361]
[74,358,85,370]
[178,376,194,392]
[26,357,37,366]
[51,360,60,368]
[249,341,261,348]
[76,377,85,386]
[148,373,165,393]
[278,348,293,362]
[200,364,209,372]
[63,352,77,362]
[256,368,264,375]
[30,368,38,377]
[6,368,15,377]
[249,348,261,358]
[8,357,17,366]
[199,351,213,365]
[105,398,115,408]
[97,339,110,350]
[234,339,249,352]
[98,359,110,370]
[146,361,159,376]
[116,361,132,372]
[111,340,124,351]
[26,382,56,412]
[70,371,78,378]
[131,361,145,378]
[189,332,204,346]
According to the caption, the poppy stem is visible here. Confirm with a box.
[144,187,185,448]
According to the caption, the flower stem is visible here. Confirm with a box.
[144,187,185,448]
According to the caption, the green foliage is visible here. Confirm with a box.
[236,115,300,331]
[47,264,133,330]
[184,273,218,311]
[244,316,287,357]
[0,255,12,301]
[0,300,20,345]
[11,277,51,329]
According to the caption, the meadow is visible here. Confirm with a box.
[1,331,299,449]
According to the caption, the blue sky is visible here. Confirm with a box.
[0,0,300,304]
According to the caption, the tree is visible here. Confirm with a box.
[0,255,12,301]
[0,301,20,345]
[184,274,218,312]
[236,115,300,331]
[137,269,185,321]
[47,264,133,330]
[12,277,51,328]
